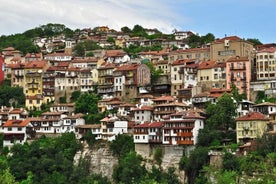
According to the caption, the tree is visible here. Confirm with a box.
[109,134,134,157]
[0,85,25,107]
[206,93,236,133]
[70,90,81,102]
[201,33,215,44]
[247,38,262,46]
[112,151,147,184]
[73,40,101,57]
[121,26,132,34]
[182,147,209,184]
[144,61,162,84]
[132,25,147,37]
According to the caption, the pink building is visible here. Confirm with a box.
[0,54,4,84]
[226,56,251,99]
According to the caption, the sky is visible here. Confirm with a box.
[0,0,275,43]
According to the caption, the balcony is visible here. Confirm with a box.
[149,139,162,143]
[230,65,246,70]
[176,132,193,137]
[176,140,194,145]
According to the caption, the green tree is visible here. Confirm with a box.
[70,90,81,102]
[112,151,147,184]
[109,134,134,157]
[222,152,240,171]
[73,40,101,57]
[201,33,215,44]
[182,147,209,184]
[247,38,262,46]
[0,85,25,107]
[121,26,132,34]
[206,93,236,134]
[144,61,162,84]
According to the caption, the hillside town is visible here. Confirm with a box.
[0,24,275,157]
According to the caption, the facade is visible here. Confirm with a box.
[133,122,163,144]
[256,47,276,81]
[210,36,253,61]
[2,119,31,147]
[226,56,251,99]
[132,106,153,124]
[24,60,49,110]
[168,48,210,63]
[236,111,269,143]
[197,60,226,92]
[170,60,185,96]
[162,110,205,145]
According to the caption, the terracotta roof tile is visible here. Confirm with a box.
[236,111,269,121]
[3,119,29,127]
[134,121,163,128]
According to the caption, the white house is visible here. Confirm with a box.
[2,119,32,148]
[133,122,163,144]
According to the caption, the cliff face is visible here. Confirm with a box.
[74,143,118,180]
[74,143,188,183]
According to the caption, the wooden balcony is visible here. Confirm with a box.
[176,140,194,145]
[176,132,193,137]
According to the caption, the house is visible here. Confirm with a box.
[0,54,4,84]
[9,62,25,88]
[104,50,130,64]
[24,60,49,110]
[75,124,102,140]
[226,56,251,99]
[253,102,276,115]
[210,36,253,61]
[61,113,85,133]
[197,60,226,92]
[133,122,163,144]
[236,100,255,117]
[168,48,210,63]
[173,31,194,40]
[97,62,115,97]
[25,53,43,62]
[117,103,135,117]
[44,52,72,61]
[132,105,153,124]
[50,103,75,115]
[162,110,205,145]
[2,119,32,148]
[236,111,269,143]
[170,59,186,96]
[153,100,189,121]
[71,57,98,69]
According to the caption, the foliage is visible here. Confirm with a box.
[107,36,115,43]
[181,147,209,184]
[206,93,236,134]
[144,61,163,84]
[123,44,163,58]
[247,38,262,46]
[132,25,147,37]
[83,130,96,147]
[74,92,104,124]
[0,85,25,107]
[70,90,81,102]
[121,26,132,34]
[73,40,101,57]
[112,151,147,184]
[222,152,240,172]
[153,147,163,166]
[188,33,215,48]
[85,52,94,57]
[7,133,81,183]
[256,134,276,156]
[109,134,134,157]
[231,84,246,103]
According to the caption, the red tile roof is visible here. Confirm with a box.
[3,119,29,127]
[212,36,242,44]
[115,64,139,71]
[236,111,269,121]
[134,121,163,128]
[198,60,216,69]
[25,60,47,69]
[153,95,175,102]
[132,106,153,111]
[105,50,126,57]
[227,56,250,62]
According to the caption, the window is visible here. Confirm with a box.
[8,127,12,131]
[18,127,22,131]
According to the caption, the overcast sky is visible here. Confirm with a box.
[0,0,275,43]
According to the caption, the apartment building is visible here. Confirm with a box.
[226,56,251,99]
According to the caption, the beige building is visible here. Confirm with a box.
[256,47,276,81]
[210,36,254,62]
[197,60,226,92]
[168,47,210,64]
[236,111,269,143]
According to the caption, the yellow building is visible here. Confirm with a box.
[236,111,269,143]
[24,60,49,110]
